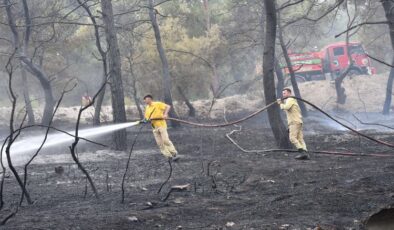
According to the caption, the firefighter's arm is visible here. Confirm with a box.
[163,104,171,119]
[280,98,294,111]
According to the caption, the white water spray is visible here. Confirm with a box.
[3,121,140,157]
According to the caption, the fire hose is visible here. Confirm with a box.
[145,97,394,157]
[120,97,394,204]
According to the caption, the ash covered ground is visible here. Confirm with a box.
[1,111,394,229]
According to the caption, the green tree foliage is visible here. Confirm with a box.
[0,0,390,113]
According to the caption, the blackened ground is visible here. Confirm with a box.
[1,114,394,230]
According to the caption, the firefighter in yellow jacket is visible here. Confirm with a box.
[141,95,178,160]
[277,88,308,160]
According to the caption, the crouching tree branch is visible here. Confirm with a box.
[121,123,147,203]
[157,158,173,195]
[2,49,33,205]
[69,76,110,199]
[20,80,77,205]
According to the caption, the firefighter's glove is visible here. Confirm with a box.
[277,98,283,105]
[140,118,150,124]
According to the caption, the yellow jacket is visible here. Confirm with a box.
[144,101,168,128]
[280,98,303,125]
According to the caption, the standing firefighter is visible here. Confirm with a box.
[277,88,309,160]
[141,95,179,160]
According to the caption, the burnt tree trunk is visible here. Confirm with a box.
[22,0,54,126]
[274,58,285,99]
[334,73,348,104]
[20,0,34,125]
[383,58,394,114]
[127,56,144,119]
[262,0,291,148]
[20,0,54,126]
[101,0,127,150]
[382,0,394,115]
[78,0,108,126]
[211,64,220,98]
[21,69,35,125]
[277,13,308,116]
[334,2,358,105]
[148,0,180,127]
[93,71,108,125]
[202,0,211,30]
[334,42,353,105]
[131,85,144,120]
[5,0,55,126]
[22,60,55,126]
[177,86,196,117]
[334,34,353,105]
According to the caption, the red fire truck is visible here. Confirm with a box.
[284,41,376,82]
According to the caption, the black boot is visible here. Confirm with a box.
[295,149,310,160]
[172,154,180,162]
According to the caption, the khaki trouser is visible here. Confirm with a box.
[289,123,307,151]
[153,127,177,158]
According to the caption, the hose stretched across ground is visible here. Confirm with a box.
[150,97,394,155]
[290,96,394,149]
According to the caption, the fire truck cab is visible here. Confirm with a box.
[284,41,376,83]
[321,41,376,78]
